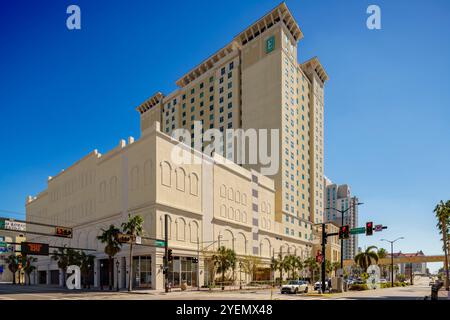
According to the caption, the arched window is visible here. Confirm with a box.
[176,218,186,241]
[242,211,247,223]
[228,187,234,201]
[130,166,139,190]
[220,184,226,198]
[220,205,227,218]
[160,161,172,187]
[144,160,152,186]
[99,181,106,203]
[175,167,186,192]
[261,202,267,213]
[110,176,118,199]
[190,173,199,196]
[228,207,234,220]
[241,193,247,205]
[235,209,240,222]
[235,191,241,204]
[190,221,199,243]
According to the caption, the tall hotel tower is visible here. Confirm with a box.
[137,2,328,243]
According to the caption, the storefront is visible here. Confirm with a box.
[132,255,152,288]
[168,256,198,288]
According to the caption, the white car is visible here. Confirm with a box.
[281,280,309,294]
[314,280,329,291]
[379,279,387,284]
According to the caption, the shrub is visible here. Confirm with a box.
[349,284,369,291]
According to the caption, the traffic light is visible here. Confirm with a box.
[366,222,373,236]
[168,249,173,261]
[339,225,350,239]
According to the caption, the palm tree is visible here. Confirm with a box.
[97,225,122,290]
[304,257,319,283]
[331,261,341,277]
[211,246,236,290]
[282,255,293,279]
[354,246,379,271]
[79,251,95,289]
[377,248,388,278]
[6,254,19,284]
[121,214,144,291]
[22,255,37,285]
[434,200,450,290]
[291,256,303,279]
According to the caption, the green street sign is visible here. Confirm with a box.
[0,242,6,248]
[350,227,366,235]
[155,240,166,247]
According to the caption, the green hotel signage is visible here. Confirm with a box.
[0,218,5,230]
[266,36,275,53]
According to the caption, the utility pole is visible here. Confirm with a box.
[321,223,327,293]
[164,214,169,293]
[197,236,200,291]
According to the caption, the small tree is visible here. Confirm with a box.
[22,255,37,285]
[241,255,262,283]
[97,225,122,290]
[121,214,144,291]
[212,246,236,290]
[304,257,319,283]
[6,254,19,285]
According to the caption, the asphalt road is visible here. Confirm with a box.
[0,277,444,300]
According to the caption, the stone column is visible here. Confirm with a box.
[152,252,164,290]
[94,259,99,288]
[59,269,64,287]
[124,255,131,289]
[46,265,50,285]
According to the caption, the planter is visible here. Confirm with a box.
[180,281,188,291]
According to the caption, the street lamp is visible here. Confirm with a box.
[381,237,404,287]
[326,201,363,269]
[239,261,243,290]
[115,260,120,292]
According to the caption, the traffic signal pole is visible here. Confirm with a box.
[164,214,169,293]
[321,223,327,293]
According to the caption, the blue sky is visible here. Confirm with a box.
[1,0,449,271]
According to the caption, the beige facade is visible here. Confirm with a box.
[26,123,313,289]
[137,2,327,247]
[25,3,328,289]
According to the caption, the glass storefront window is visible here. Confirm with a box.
[168,256,198,288]
[133,256,152,288]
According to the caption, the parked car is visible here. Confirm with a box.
[379,279,387,284]
[314,280,329,291]
[281,280,309,294]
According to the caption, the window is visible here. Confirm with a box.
[229,61,234,70]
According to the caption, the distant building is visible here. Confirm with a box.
[388,251,427,275]
[324,178,359,260]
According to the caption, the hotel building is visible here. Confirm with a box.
[25,2,330,289]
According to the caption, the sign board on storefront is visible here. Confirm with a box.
[55,227,73,238]
[0,219,5,230]
[116,233,132,244]
[4,220,26,232]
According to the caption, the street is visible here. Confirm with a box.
[0,277,446,300]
